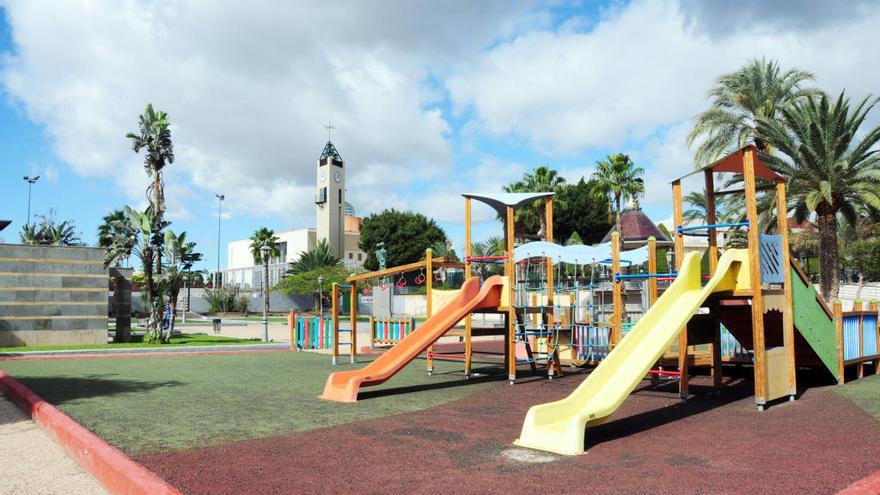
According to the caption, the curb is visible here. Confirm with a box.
[0,347,290,361]
[0,370,181,495]
[0,342,288,358]
[839,470,880,495]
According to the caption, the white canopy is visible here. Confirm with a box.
[514,241,650,266]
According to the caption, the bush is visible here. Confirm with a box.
[204,286,249,313]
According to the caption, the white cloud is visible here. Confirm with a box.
[447,0,880,156]
[1,0,538,226]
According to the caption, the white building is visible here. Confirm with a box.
[221,139,366,289]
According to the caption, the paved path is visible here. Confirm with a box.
[0,395,105,494]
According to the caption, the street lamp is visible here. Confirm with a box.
[318,275,324,316]
[665,249,674,273]
[22,176,39,227]
[215,193,225,288]
[260,243,270,342]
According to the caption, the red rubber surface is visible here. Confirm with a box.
[0,370,180,495]
[136,373,880,494]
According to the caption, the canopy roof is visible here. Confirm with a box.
[601,206,671,245]
[514,241,649,266]
[671,145,785,183]
[462,192,554,217]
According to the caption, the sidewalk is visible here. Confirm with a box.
[0,395,105,494]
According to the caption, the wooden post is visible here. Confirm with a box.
[744,147,768,408]
[647,236,658,306]
[775,180,796,398]
[331,283,339,364]
[287,309,296,351]
[857,301,865,378]
[350,281,357,364]
[426,248,434,374]
[611,232,622,347]
[835,300,844,384]
[464,197,473,377]
[369,315,375,349]
[672,179,688,400]
[506,205,517,384]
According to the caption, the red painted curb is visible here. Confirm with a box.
[0,348,289,361]
[838,470,880,494]
[0,370,182,495]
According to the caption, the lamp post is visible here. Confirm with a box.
[215,193,225,288]
[665,249,674,273]
[318,275,324,316]
[22,176,39,227]
[260,243,270,342]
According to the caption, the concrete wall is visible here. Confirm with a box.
[0,244,108,346]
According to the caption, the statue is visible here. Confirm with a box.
[375,242,387,271]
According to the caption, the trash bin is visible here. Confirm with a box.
[212,318,222,334]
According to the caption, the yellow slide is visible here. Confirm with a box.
[515,249,750,455]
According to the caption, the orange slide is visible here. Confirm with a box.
[321,275,504,402]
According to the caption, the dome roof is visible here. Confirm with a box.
[600,206,671,246]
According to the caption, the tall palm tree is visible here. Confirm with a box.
[687,58,819,166]
[127,104,174,271]
[250,227,280,317]
[503,165,566,240]
[682,191,708,225]
[98,209,126,247]
[590,153,645,236]
[758,92,880,302]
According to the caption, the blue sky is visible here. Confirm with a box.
[1,0,878,274]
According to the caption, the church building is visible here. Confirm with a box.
[221,138,366,289]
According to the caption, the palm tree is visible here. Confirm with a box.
[105,205,168,342]
[44,220,81,246]
[687,58,819,166]
[503,165,566,240]
[127,104,174,271]
[758,92,880,302]
[428,239,459,261]
[98,209,126,245]
[18,223,40,244]
[250,228,280,318]
[590,153,645,236]
[286,239,341,275]
[127,104,174,219]
[683,191,708,225]
[163,230,203,338]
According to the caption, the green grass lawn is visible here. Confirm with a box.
[832,373,880,420]
[0,333,262,353]
[0,352,497,455]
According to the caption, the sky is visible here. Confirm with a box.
[1,0,879,274]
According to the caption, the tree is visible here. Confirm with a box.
[250,227,280,320]
[758,92,880,302]
[687,57,819,166]
[555,178,613,245]
[683,191,707,225]
[105,205,169,343]
[590,153,645,236]
[19,209,82,246]
[127,104,174,274]
[429,239,459,261]
[127,104,174,221]
[98,209,129,265]
[503,165,566,240]
[843,239,880,300]
[276,266,349,312]
[358,209,447,270]
[162,230,202,338]
[287,238,341,275]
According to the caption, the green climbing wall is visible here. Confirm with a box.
[790,266,839,380]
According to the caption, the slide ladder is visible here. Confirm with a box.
[515,249,750,455]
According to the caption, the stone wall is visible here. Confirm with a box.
[0,244,108,346]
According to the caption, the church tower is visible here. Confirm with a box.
[315,134,345,258]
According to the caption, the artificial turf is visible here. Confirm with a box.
[0,333,262,353]
[832,373,880,420]
[0,351,496,455]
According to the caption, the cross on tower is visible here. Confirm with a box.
[324,121,336,141]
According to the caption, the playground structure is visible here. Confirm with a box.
[318,144,878,454]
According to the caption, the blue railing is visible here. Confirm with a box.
[677,222,750,236]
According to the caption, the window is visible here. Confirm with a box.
[357,253,362,261]
[315,187,327,204]
[338,189,342,203]
[348,252,353,259]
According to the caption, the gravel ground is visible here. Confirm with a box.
[0,396,105,495]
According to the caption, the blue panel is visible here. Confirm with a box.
[863,315,877,357]
[843,315,860,360]
[759,234,785,284]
